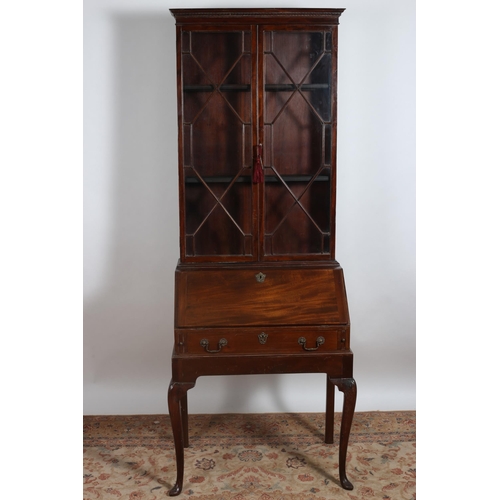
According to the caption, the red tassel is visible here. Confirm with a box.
[253,144,263,184]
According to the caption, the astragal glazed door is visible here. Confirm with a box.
[178,24,337,262]
[260,27,336,260]
[180,27,258,261]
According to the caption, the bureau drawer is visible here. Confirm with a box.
[175,267,348,327]
[175,326,348,356]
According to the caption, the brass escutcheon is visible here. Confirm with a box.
[258,332,268,344]
[255,272,266,283]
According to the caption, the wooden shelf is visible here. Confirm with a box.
[265,83,329,92]
[183,83,329,93]
[185,174,330,184]
[183,84,250,92]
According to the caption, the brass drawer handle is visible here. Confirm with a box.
[200,338,228,353]
[298,336,325,351]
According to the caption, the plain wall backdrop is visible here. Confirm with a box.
[83,0,415,415]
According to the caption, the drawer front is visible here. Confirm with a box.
[175,267,348,327]
[175,326,348,356]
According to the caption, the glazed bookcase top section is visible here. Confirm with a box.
[174,11,342,263]
[170,8,345,25]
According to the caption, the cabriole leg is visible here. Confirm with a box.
[180,392,188,447]
[325,374,335,444]
[167,380,194,496]
[330,377,357,490]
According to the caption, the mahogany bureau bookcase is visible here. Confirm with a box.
[167,8,356,496]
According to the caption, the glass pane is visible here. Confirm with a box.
[270,32,323,83]
[191,93,247,177]
[269,93,323,176]
[191,32,243,83]
[181,30,253,258]
[265,173,296,236]
[193,204,245,256]
[297,173,331,233]
[184,177,252,257]
[324,125,332,165]
[263,30,332,256]
[326,31,332,52]
[184,178,220,235]
[264,173,330,256]
[302,53,332,121]
[272,204,323,255]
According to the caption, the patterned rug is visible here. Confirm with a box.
[84,411,416,499]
